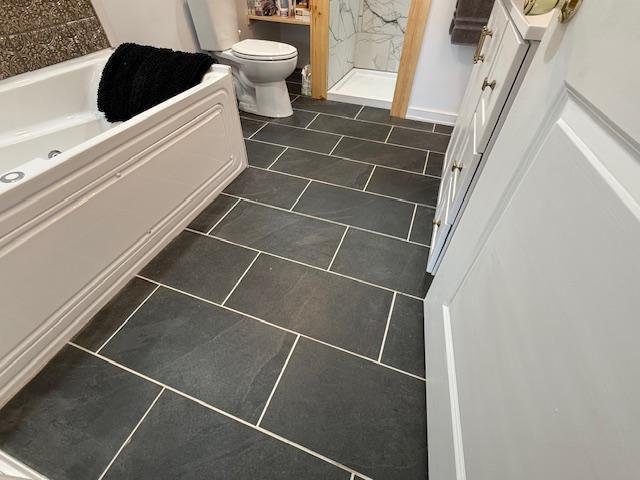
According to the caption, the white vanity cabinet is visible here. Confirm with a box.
[427,0,552,272]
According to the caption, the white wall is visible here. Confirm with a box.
[91,0,201,52]
[406,0,475,125]
[91,0,309,67]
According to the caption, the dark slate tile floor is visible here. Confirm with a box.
[0,94,452,480]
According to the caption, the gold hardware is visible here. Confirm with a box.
[451,163,463,172]
[482,78,496,91]
[473,26,493,64]
[559,0,582,22]
[523,0,559,15]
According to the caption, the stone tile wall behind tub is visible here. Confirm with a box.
[0,0,110,80]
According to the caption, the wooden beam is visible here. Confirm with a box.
[390,0,432,118]
[310,0,329,99]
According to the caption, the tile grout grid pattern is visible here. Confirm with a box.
[0,87,448,480]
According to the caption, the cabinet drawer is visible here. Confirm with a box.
[475,0,510,71]
[449,124,482,222]
[474,11,528,153]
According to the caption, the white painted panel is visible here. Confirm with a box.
[450,95,640,479]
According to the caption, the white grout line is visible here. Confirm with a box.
[257,335,300,426]
[247,121,269,140]
[327,135,343,156]
[362,166,376,192]
[205,197,242,235]
[133,276,425,381]
[354,105,366,120]
[96,285,160,354]
[289,179,312,211]
[196,231,425,301]
[97,387,166,480]
[253,117,442,154]
[218,193,432,249]
[328,227,349,271]
[290,105,442,136]
[69,342,375,480]
[377,292,397,363]
[247,137,441,179]
[422,152,430,175]
[266,146,289,170]
[384,126,394,144]
[350,474,356,480]
[407,204,418,241]
[289,95,300,103]
[249,164,435,208]
[305,112,320,129]
[221,252,260,305]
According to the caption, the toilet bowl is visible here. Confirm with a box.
[215,39,297,118]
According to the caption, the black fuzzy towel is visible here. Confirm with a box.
[98,43,215,123]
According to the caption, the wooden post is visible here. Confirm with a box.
[310,0,329,99]
[390,0,432,118]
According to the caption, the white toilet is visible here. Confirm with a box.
[187,0,298,118]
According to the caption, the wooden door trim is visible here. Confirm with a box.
[391,0,433,117]
[311,0,329,99]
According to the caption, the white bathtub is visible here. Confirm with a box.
[0,50,247,405]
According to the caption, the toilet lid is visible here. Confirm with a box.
[231,39,297,61]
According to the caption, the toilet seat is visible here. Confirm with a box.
[231,39,297,61]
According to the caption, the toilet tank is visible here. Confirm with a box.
[187,0,240,51]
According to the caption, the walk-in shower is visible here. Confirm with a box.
[327,0,410,107]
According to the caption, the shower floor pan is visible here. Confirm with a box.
[328,68,397,109]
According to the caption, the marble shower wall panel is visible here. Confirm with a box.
[0,0,110,79]
[354,0,410,73]
[328,0,360,88]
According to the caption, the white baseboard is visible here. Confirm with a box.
[406,107,457,126]
[0,451,47,479]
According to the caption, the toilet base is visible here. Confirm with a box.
[237,80,293,118]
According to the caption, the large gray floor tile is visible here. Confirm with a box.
[292,97,362,118]
[244,140,286,168]
[308,114,391,142]
[388,127,451,153]
[0,346,161,480]
[101,288,295,423]
[366,167,441,206]
[227,255,392,358]
[286,81,302,95]
[434,123,454,134]
[271,109,316,128]
[332,136,427,173]
[293,182,414,238]
[224,167,309,209]
[425,151,445,177]
[241,117,266,138]
[271,148,373,189]
[104,391,349,480]
[382,294,426,377]
[73,277,156,351]
[140,231,257,303]
[212,201,346,268]
[261,339,427,480]
[187,194,239,232]
[410,206,435,245]
[252,123,340,154]
[356,106,434,131]
[330,229,432,297]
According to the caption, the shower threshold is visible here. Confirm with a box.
[327,68,397,109]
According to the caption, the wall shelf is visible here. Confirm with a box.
[247,14,310,26]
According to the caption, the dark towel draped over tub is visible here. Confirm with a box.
[97,43,215,123]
